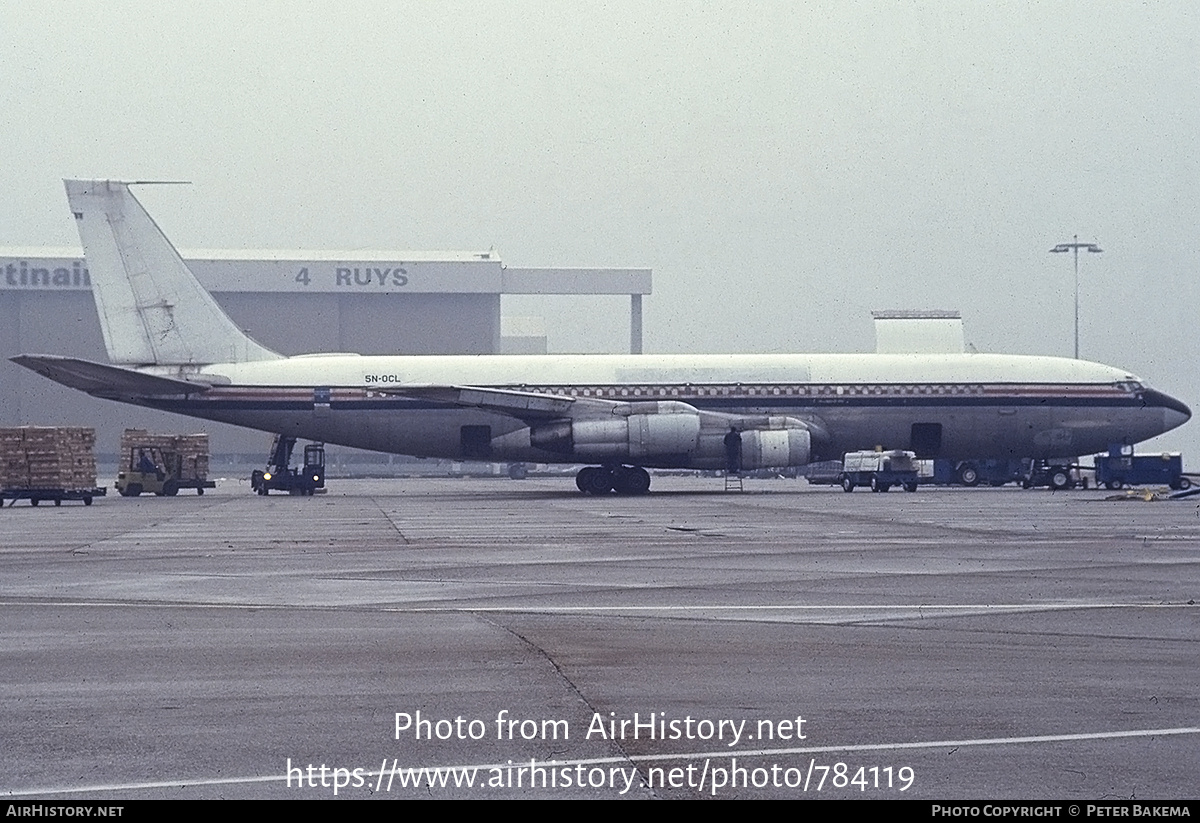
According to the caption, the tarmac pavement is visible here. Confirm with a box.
[1,476,1197,799]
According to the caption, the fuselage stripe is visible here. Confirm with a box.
[147,381,1152,413]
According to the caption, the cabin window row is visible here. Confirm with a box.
[521,384,989,398]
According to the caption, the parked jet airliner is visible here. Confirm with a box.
[11,180,1191,494]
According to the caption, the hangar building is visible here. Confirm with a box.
[0,247,650,460]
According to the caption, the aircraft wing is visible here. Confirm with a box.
[374,386,825,437]
[10,354,220,398]
[374,384,610,421]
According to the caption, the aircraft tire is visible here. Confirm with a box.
[575,468,593,493]
[613,467,651,495]
[577,467,613,495]
[586,469,613,495]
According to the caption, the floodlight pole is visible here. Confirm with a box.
[1049,235,1103,359]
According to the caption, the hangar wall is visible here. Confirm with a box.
[1,248,648,463]
[0,250,502,458]
[0,289,499,458]
[216,292,500,357]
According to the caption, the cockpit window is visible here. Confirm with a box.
[1114,380,1144,393]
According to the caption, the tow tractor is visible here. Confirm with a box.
[250,436,326,495]
[1022,460,1087,490]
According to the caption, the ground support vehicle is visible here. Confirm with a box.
[117,446,217,496]
[922,458,1028,487]
[251,436,326,495]
[840,450,919,492]
[1,487,106,507]
[1,426,102,506]
[116,431,214,496]
[1022,461,1088,490]
[799,460,844,486]
[1094,445,1189,490]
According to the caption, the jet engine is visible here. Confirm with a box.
[733,424,811,470]
[526,401,812,469]
[530,401,701,461]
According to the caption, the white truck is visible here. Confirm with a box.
[840,450,920,493]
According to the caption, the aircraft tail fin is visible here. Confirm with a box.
[64,179,281,365]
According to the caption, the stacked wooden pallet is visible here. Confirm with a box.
[0,427,97,490]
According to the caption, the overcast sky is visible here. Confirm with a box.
[4,1,1198,452]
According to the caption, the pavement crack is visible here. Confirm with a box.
[479,615,660,798]
[371,498,411,544]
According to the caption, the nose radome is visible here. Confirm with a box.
[1141,388,1191,433]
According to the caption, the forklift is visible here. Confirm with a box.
[250,436,326,495]
[116,445,216,496]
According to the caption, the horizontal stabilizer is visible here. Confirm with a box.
[10,354,219,398]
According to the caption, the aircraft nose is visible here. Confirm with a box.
[1141,388,1191,433]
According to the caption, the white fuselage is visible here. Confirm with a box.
[134,351,1187,465]
[43,180,1190,475]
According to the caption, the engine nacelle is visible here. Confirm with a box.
[694,414,812,469]
[737,426,811,469]
[526,405,812,469]
[531,408,701,461]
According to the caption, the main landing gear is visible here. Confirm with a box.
[575,465,652,495]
